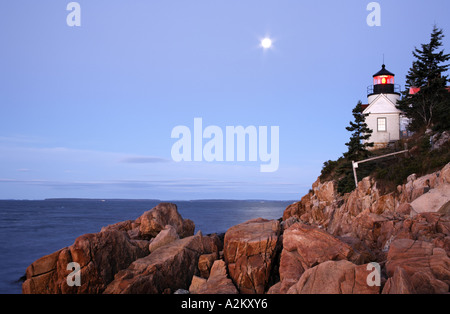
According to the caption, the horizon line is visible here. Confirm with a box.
[0,198,297,202]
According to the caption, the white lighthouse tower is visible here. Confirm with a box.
[363,64,403,149]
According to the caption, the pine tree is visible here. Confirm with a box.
[335,101,374,194]
[397,25,450,132]
[344,101,374,161]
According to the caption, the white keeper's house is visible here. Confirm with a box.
[362,64,409,150]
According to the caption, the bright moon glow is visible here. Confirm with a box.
[261,37,273,49]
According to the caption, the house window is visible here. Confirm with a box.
[378,118,387,132]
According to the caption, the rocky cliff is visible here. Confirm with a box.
[22,163,450,294]
[279,162,450,294]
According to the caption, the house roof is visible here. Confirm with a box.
[409,87,421,95]
[363,94,402,115]
[373,64,395,77]
[409,86,450,95]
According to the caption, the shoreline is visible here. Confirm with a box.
[20,162,450,294]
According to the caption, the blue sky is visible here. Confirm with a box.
[1,0,449,200]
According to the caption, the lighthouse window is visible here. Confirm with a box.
[378,118,387,132]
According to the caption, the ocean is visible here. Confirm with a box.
[0,199,293,294]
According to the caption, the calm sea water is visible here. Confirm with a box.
[0,199,292,294]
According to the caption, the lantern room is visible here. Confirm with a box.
[374,75,394,85]
[367,64,401,96]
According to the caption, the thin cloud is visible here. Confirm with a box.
[0,135,47,145]
[120,156,170,164]
[0,178,285,190]
[17,168,31,172]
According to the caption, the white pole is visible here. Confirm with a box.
[352,161,359,188]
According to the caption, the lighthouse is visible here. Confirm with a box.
[362,64,404,150]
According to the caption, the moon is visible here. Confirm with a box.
[260,37,273,49]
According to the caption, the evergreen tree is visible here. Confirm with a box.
[397,25,450,132]
[335,101,374,194]
[344,101,374,161]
